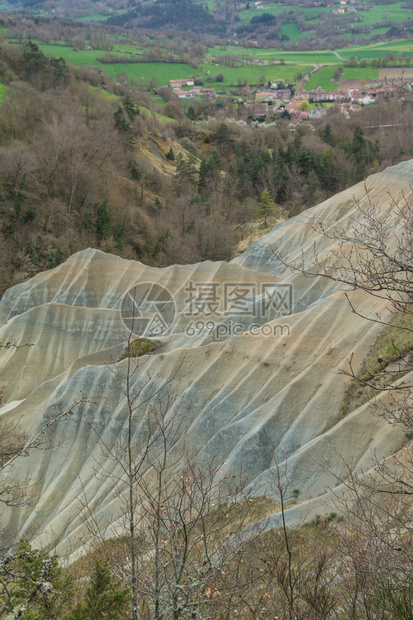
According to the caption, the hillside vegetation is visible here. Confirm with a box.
[2,32,413,293]
[4,0,413,48]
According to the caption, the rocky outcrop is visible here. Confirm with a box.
[1,160,411,558]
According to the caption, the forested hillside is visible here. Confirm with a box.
[1,35,413,294]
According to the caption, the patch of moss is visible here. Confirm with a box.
[119,338,160,360]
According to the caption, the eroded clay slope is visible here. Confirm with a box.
[0,160,410,556]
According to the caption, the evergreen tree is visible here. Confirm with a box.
[166,146,175,161]
[198,157,210,191]
[214,122,232,152]
[306,169,321,205]
[0,540,74,619]
[67,561,129,620]
[273,150,290,202]
[186,105,196,121]
[114,218,127,251]
[96,199,112,241]
[14,173,26,218]
[114,106,132,135]
[174,153,198,187]
[209,149,222,170]
[322,123,335,146]
[352,126,367,181]
[123,95,140,121]
[22,40,47,82]
[82,201,94,231]
[352,126,366,162]
[50,56,69,83]
[257,188,276,227]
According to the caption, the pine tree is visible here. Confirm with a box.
[352,126,367,181]
[166,146,175,161]
[82,201,94,231]
[114,106,132,135]
[186,105,196,121]
[306,169,321,205]
[214,122,232,152]
[123,95,140,121]
[257,188,276,227]
[352,126,366,162]
[67,561,129,620]
[322,123,335,146]
[174,153,198,187]
[96,199,112,241]
[198,157,210,191]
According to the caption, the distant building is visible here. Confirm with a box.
[172,87,186,98]
[296,89,342,102]
[189,86,202,95]
[169,78,195,88]
[201,88,216,98]
[366,87,397,100]
[340,102,360,117]
[285,100,302,112]
[253,102,269,117]
[308,108,327,119]
[274,88,292,100]
[256,90,277,102]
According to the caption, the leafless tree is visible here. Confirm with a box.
[259,454,338,620]
[273,186,413,426]
[79,331,263,620]
[272,186,413,617]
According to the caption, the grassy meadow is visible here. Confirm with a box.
[239,4,330,23]
[305,65,380,90]
[37,43,310,87]
[337,39,413,59]
[29,35,413,94]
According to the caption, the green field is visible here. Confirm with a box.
[279,22,302,43]
[38,43,310,87]
[208,38,413,66]
[78,13,112,22]
[305,65,379,90]
[208,46,339,65]
[341,66,379,80]
[367,27,388,39]
[78,7,129,21]
[357,1,408,26]
[90,62,202,86]
[0,83,6,103]
[237,0,412,44]
[337,39,413,59]
[38,45,128,65]
[32,39,413,92]
[239,4,329,23]
[201,62,310,85]
[304,66,339,91]
[38,45,200,82]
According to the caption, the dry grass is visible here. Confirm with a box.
[341,313,413,416]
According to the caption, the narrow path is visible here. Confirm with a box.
[333,50,345,61]
[303,64,322,83]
